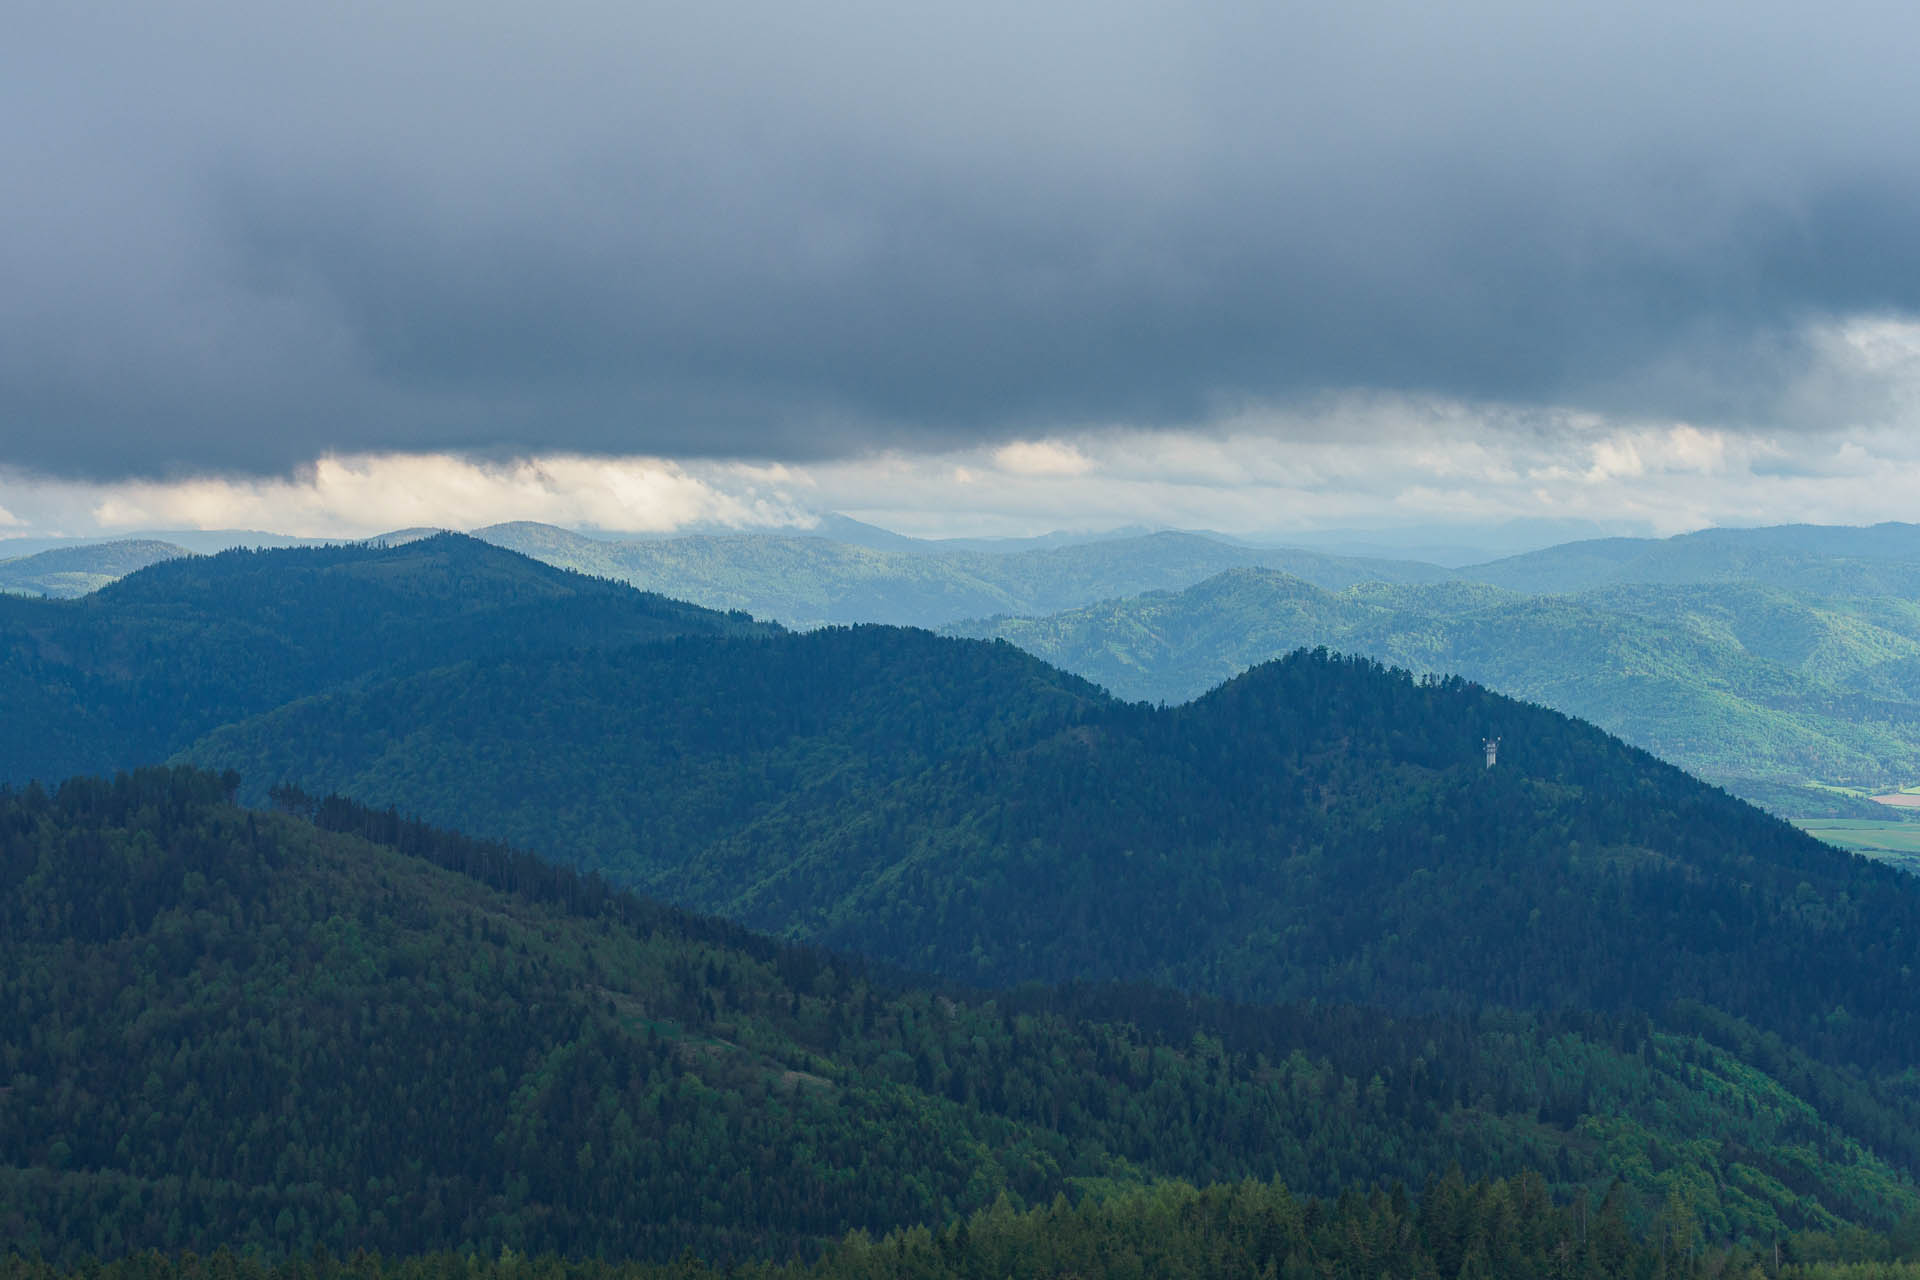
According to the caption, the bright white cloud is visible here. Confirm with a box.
[991,440,1095,477]
[802,413,1920,541]
[8,378,1920,549]
[9,454,810,541]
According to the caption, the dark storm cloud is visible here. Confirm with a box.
[5,0,1919,478]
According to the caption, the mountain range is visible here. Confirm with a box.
[171,610,1920,1077]
[468,521,1449,630]
[1459,524,1920,596]
[13,532,1920,1265]
[462,518,1920,630]
[19,521,1920,809]
[948,568,1920,809]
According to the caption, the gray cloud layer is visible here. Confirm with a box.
[6,0,1920,478]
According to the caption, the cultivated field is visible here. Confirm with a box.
[1794,817,1920,874]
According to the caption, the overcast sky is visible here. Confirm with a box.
[6,0,1920,539]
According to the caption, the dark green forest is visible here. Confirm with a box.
[8,768,1920,1263]
[183,626,1920,1076]
[0,535,771,786]
[15,540,1920,1272]
[14,1172,1920,1280]
[946,566,1920,803]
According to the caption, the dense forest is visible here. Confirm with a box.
[947,567,1920,803]
[8,768,1920,1263]
[18,539,1920,1270]
[182,626,1920,1076]
[13,1172,1920,1280]
[0,535,771,785]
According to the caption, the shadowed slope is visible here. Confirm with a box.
[0,533,773,784]
[183,634,1920,1076]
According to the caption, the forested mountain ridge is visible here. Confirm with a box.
[8,766,1920,1263]
[471,521,1449,629]
[181,632,1920,1076]
[946,567,1920,801]
[0,534,773,785]
[22,518,1920,619]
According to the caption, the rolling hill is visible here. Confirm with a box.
[471,522,1449,629]
[0,534,772,786]
[0,539,192,598]
[1460,523,1920,596]
[947,568,1920,805]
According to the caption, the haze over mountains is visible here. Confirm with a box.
[24,516,1920,619]
[0,540,191,598]
[468,521,1449,630]
[1461,524,1920,597]
[19,519,1920,813]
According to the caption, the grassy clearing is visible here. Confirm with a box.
[1793,818,1920,873]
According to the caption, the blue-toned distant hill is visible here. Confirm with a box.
[947,568,1920,808]
[472,521,1450,629]
[0,533,772,786]
[0,539,192,598]
[1460,522,1920,595]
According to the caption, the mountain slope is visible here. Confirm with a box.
[1463,523,1920,596]
[182,634,1920,1076]
[0,539,192,598]
[0,533,773,785]
[472,522,1449,628]
[8,767,1920,1262]
[948,568,1920,800]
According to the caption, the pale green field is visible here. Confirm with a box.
[1793,817,1920,873]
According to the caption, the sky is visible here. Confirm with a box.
[6,0,1920,543]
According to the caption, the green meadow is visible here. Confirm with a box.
[1793,816,1920,872]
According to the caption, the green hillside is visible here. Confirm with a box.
[8,767,1920,1264]
[15,541,1920,1265]
[0,534,772,786]
[180,633,1920,1078]
[948,568,1920,804]
[0,539,192,598]
[472,522,1448,629]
